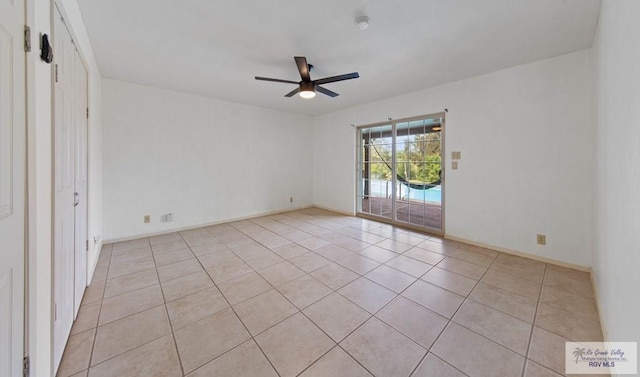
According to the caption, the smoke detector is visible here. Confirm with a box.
[355,16,370,30]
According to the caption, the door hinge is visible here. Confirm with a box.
[23,356,30,377]
[86,240,89,251]
[55,64,59,83]
[24,25,31,52]
[87,107,89,118]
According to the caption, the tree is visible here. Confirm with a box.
[366,130,441,184]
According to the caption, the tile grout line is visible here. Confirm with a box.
[84,210,599,377]
[461,259,548,323]
[445,252,506,324]
[86,240,188,374]
[79,212,396,370]
[151,233,189,377]
[426,249,554,375]
[530,266,591,373]
[254,211,596,375]
[85,243,114,373]
[185,227,284,377]
[521,263,548,377]
[404,245,500,377]
[374,245,462,377]
[277,213,469,376]
[232,213,385,376]
[286,233,449,375]
[83,305,170,370]
[264,216,382,377]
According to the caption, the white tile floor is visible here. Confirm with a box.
[56,208,603,377]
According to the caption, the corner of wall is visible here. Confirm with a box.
[589,0,640,345]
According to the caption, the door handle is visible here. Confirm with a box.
[73,192,79,207]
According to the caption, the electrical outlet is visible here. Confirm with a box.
[451,151,461,160]
[536,234,546,245]
[162,213,173,222]
[144,215,150,224]
[290,197,294,203]
[452,161,459,170]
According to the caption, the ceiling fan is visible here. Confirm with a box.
[255,56,359,99]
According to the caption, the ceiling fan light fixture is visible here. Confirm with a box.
[255,56,359,99]
[299,81,316,99]
[299,90,316,99]
[300,90,316,98]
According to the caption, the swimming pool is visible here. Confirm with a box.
[364,179,442,203]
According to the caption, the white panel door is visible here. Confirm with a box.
[0,0,26,375]
[73,50,88,315]
[53,9,77,371]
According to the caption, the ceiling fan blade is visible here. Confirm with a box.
[294,56,311,81]
[255,76,299,84]
[284,87,300,97]
[315,72,359,85]
[316,86,339,97]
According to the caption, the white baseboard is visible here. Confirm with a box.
[311,204,355,216]
[103,205,314,244]
[589,271,610,343]
[86,240,103,285]
[445,234,591,272]
[445,234,610,345]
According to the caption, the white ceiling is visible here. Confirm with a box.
[79,0,600,116]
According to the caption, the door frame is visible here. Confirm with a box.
[51,2,91,371]
[355,112,446,236]
[72,46,88,316]
[23,0,95,373]
[0,0,27,374]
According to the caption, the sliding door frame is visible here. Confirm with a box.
[355,112,446,236]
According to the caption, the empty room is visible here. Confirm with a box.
[1,0,639,376]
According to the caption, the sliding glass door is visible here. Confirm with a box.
[359,124,394,221]
[357,114,444,233]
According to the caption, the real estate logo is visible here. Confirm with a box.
[566,342,637,374]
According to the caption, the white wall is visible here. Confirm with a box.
[26,0,102,375]
[592,0,640,343]
[313,50,594,267]
[102,79,313,240]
